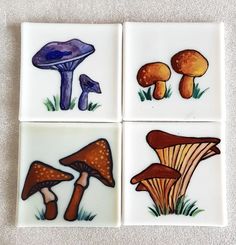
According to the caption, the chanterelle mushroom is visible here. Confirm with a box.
[137,62,171,100]
[59,139,115,221]
[146,130,220,210]
[78,74,101,111]
[171,49,209,99]
[131,164,181,214]
[21,161,74,220]
[32,39,95,110]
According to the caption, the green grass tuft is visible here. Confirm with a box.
[77,207,97,221]
[44,95,77,111]
[192,83,209,99]
[138,87,152,101]
[35,208,45,220]
[148,196,204,218]
[164,85,172,98]
[87,102,101,111]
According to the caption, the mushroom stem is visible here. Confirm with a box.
[78,91,88,111]
[64,172,89,221]
[153,81,166,100]
[179,76,194,99]
[59,70,73,110]
[40,187,58,220]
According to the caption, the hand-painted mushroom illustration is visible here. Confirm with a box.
[32,39,95,110]
[59,139,115,221]
[171,50,209,99]
[146,130,220,211]
[131,164,181,214]
[21,161,74,220]
[137,62,171,100]
[78,74,102,111]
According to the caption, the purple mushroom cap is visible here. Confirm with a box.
[32,39,95,110]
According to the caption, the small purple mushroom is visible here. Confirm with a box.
[32,39,95,110]
[78,74,101,111]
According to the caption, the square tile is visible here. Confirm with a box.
[19,23,122,122]
[123,22,224,121]
[17,122,121,227]
[123,122,226,226]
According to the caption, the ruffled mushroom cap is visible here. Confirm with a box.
[79,74,101,94]
[59,139,115,187]
[21,161,74,200]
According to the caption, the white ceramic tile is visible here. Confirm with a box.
[19,23,122,122]
[17,123,121,227]
[123,122,226,226]
[123,22,224,121]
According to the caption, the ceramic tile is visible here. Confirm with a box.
[17,122,121,227]
[19,23,122,122]
[123,122,226,226]
[123,22,224,121]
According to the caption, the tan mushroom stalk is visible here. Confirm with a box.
[137,62,171,100]
[146,130,220,211]
[171,49,209,99]
[21,161,74,220]
[131,164,181,214]
[59,139,115,221]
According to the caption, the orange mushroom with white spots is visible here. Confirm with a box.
[21,161,74,220]
[171,49,209,99]
[59,138,115,221]
[137,62,171,100]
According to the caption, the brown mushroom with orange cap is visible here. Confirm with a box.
[131,164,181,214]
[21,161,74,220]
[146,130,220,210]
[59,138,115,221]
[171,49,209,99]
[137,62,171,100]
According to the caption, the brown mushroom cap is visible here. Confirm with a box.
[59,139,115,187]
[21,161,74,200]
[171,50,208,77]
[131,163,181,184]
[146,130,220,151]
[137,62,171,87]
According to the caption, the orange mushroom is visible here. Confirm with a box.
[21,161,74,220]
[59,139,115,221]
[137,62,171,100]
[171,49,209,99]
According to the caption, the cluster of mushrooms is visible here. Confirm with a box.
[137,49,209,99]
[131,130,220,214]
[22,139,115,221]
[32,39,101,111]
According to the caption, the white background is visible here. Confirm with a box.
[123,23,224,121]
[17,123,121,227]
[19,23,122,122]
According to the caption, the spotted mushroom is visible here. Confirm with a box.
[32,39,95,110]
[59,139,115,221]
[171,49,209,99]
[21,161,74,220]
[131,163,181,214]
[137,62,171,100]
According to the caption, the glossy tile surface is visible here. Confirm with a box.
[19,23,122,122]
[17,123,121,227]
[123,22,224,121]
[123,122,226,226]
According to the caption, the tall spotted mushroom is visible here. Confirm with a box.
[131,164,181,214]
[146,130,220,210]
[21,161,74,220]
[59,139,115,221]
[171,49,209,99]
[137,62,171,100]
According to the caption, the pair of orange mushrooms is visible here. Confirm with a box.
[21,139,115,221]
[131,130,220,214]
[137,49,209,99]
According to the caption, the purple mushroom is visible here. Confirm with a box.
[32,39,95,110]
[78,74,101,111]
